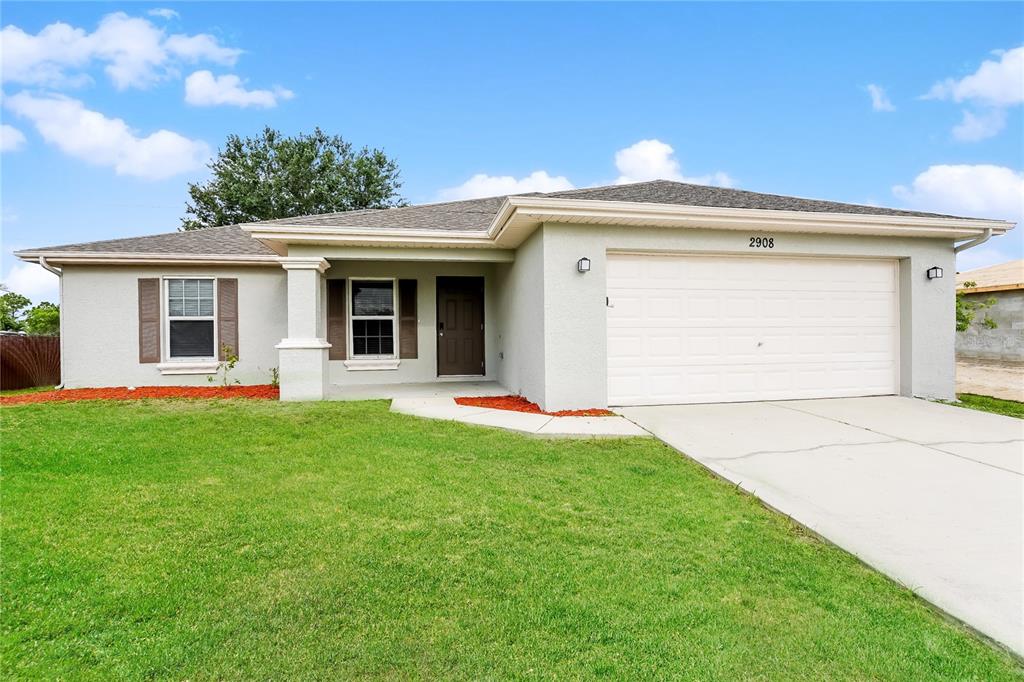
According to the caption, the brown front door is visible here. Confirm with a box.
[436,276,484,376]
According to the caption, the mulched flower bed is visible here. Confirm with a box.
[1,385,279,405]
[454,395,615,417]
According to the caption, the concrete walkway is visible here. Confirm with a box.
[327,380,509,401]
[391,397,649,437]
[619,396,1024,655]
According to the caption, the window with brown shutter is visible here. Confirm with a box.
[217,278,238,359]
[398,279,417,359]
[138,278,161,363]
[327,279,347,360]
[166,278,216,359]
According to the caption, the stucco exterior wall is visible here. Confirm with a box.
[533,223,957,411]
[494,229,546,403]
[60,265,286,388]
[55,222,960,406]
[324,260,501,386]
[956,290,1024,362]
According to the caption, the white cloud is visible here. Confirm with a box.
[614,139,734,187]
[924,46,1023,143]
[148,8,180,20]
[438,170,574,201]
[5,91,209,179]
[2,262,59,303]
[164,34,242,66]
[438,139,734,201]
[925,46,1024,107]
[866,84,895,112]
[952,109,1007,142]
[0,11,242,90]
[0,123,26,152]
[893,164,1024,269]
[184,70,293,108]
[892,164,1023,219]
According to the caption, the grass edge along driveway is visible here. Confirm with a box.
[3,399,1022,679]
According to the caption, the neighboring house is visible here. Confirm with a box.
[956,259,1024,363]
[15,180,1014,410]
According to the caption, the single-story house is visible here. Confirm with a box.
[956,259,1024,362]
[16,180,1014,411]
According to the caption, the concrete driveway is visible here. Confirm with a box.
[619,397,1024,655]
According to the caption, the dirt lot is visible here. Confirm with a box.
[956,359,1024,402]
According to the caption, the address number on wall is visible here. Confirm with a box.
[749,236,775,248]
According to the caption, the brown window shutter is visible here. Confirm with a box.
[398,279,417,359]
[327,279,347,360]
[217,278,239,360]
[138,278,161,363]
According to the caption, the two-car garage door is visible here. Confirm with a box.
[607,254,899,406]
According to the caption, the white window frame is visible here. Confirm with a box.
[162,276,218,363]
[348,277,398,360]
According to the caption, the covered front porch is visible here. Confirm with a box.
[275,248,516,401]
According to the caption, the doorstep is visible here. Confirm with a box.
[390,398,650,438]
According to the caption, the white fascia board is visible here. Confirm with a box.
[14,252,281,267]
[288,246,515,262]
[240,223,493,245]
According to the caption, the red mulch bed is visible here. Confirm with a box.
[454,395,615,417]
[1,385,279,405]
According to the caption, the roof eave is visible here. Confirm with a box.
[14,251,282,267]
[240,223,496,248]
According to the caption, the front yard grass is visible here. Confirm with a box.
[0,385,54,397]
[2,399,1021,679]
[954,393,1024,419]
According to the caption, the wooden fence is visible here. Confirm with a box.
[0,333,60,391]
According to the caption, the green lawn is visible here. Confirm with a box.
[954,393,1024,419]
[0,385,54,397]
[3,400,1021,679]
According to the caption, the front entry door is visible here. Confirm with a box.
[437,277,485,376]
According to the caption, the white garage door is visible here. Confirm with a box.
[607,254,899,406]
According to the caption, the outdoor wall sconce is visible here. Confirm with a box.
[577,257,591,273]
[927,266,944,279]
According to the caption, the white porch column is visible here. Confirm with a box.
[277,257,331,401]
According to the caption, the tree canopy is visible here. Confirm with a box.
[182,127,405,230]
[0,285,60,335]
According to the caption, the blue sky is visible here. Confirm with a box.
[2,2,1022,302]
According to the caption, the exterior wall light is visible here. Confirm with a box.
[927,266,944,280]
[577,257,591,273]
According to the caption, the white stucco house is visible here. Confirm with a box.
[15,180,1014,411]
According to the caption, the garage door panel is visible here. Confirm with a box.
[607,254,898,405]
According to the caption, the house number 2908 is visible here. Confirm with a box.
[749,236,774,248]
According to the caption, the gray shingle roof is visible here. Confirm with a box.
[249,180,959,232]
[18,225,278,257]
[19,180,967,257]
[543,181,957,218]
[248,194,516,232]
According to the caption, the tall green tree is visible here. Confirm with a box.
[182,127,405,230]
[24,302,60,336]
[0,285,60,335]
[0,285,31,332]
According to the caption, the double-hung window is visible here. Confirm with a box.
[350,280,396,357]
[166,278,216,359]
